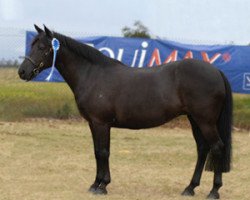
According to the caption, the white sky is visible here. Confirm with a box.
[1,0,250,43]
[1,0,250,59]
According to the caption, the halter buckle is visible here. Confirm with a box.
[39,62,44,68]
[33,68,40,75]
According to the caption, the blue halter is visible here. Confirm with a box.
[46,38,60,81]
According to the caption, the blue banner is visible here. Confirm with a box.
[26,31,250,94]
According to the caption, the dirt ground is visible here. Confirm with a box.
[0,119,249,200]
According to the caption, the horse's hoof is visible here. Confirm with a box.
[181,187,195,196]
[89,183,99,194]
[88,186,96,193]
[94,187,108,195]
[88,183,108,195]
[207,191,220,199]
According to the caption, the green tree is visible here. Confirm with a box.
[122,21,151,38]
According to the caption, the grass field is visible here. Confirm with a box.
[0,119,249,200]
[1,68,250,129]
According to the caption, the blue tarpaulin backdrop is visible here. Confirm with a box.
[26,31,250,94]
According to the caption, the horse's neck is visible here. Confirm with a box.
[55,48,94,92]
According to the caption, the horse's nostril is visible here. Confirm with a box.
[19,69,25,75]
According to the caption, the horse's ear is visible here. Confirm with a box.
[43,24,53,38]
[34,24,43,33]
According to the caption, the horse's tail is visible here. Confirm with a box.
[205,71,233,172]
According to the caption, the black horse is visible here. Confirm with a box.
[18,25,232,199]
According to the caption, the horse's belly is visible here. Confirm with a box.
[114,109,177,129]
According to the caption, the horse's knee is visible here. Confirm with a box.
[95,149,110,159]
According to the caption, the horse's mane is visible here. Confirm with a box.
[53,32,124,66]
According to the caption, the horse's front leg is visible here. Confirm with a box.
[88,122,111,195]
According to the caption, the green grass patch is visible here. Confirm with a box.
[233,94,250,129]
[1,68,250,129]
[0,68,79,120]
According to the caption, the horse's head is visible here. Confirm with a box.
[18,25,54,81]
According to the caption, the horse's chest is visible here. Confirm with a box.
[75,93,114,123]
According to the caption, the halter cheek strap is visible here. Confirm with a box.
[32,49,51,75]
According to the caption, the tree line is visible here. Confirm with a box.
[0,59,19,68]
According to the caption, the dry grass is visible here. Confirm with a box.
[0,119,249,200]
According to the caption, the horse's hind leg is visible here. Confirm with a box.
[182,116,209,196]
[205,134,224,199]
[207,172,222,199]
[196,121,224,199]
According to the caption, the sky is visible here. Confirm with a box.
[1,0,250,60]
